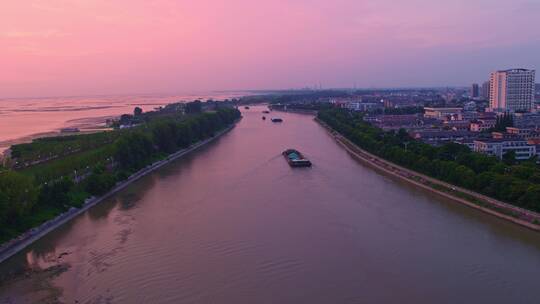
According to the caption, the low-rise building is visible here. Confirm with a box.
[506,127,539,139]
[424,107,463,120]
[345,102,362,111]
[330,97,362,107]
[462,111,479,121]
[470,119,496,132]
[367,114,424,129]
[527,139,540,160]
[464,101,477,111]
[409,130,477,146]
[443,120,471,131]
[474,138,536,160]
[514,112,540,128]
[491,132,521,140]
[345,102,382,112]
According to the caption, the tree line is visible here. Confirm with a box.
[318,109,540,213]
[0,107,240,243]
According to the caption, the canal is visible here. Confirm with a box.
[1,106,540,303]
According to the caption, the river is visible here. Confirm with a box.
[1,106,540,303]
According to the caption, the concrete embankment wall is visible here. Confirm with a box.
[0,123,238,264]
[316,117,540,232]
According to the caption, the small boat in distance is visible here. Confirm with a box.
[282,149,312,167]
[271,118,283,123]
[244,106,250,109]
[262,116,266,120]
[262,110,270,114]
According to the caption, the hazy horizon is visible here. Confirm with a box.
[2,0,539,98]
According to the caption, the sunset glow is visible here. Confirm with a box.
[1,0,539,97]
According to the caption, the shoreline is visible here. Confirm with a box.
[316,117,540,232]
[0,115,115,155]
[0,121,239,264]
[0,128,112,159]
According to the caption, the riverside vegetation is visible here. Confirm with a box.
[318,109,540,214]
[0,102,241,243]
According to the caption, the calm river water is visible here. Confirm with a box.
[1,106,540,303]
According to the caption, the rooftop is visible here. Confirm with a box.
[474,138,528,143]
[496,68,535,73]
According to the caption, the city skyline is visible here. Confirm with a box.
[1,0,540,98]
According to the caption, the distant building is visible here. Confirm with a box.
[528,138,540,145]
[344,102,362,111]
[342,101,382,112]
[506,127,537,139]
[463,101,476,112]
[470,119,496,132]
[528,139,540,159]
[471,83,480,98]
[424,107,463,120]
[491,132,521,140]
[514,112,540,128]
[489,69,536,112]
[474,138,536,160]
[409,130,476,146]
[331,97,383,112]
[482,81,491,100]
[462,111,479,121]
[330,97,362,109]
[357,102,383,112]
[443,120,471,131]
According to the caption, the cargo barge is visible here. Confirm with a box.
[282,149,312,167]
[271,118,283,123]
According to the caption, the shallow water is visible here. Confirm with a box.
[1,106,540,303]
[0,92,246,152]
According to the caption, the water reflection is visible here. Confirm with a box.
[1,106,540,303]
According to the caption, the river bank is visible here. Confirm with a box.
[316,117,540,232]
[0,121,239,264]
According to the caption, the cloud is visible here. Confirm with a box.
[0,0,539,97]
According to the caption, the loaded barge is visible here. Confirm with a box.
[282,149,312,167]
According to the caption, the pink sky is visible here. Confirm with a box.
[1,0,539,97]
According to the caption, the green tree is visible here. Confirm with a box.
[38,177,74,208]
[85,171,116,196]
[0,171,38,226]
[502,150,516,165]
[134,107,143,116]
[185,100,202,114]
[114,132,154,170]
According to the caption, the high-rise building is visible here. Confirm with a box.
[481,81,490,100]
[489,69,536,112]
[471,83,479,98]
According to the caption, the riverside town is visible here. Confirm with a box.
[2,1,540,303]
